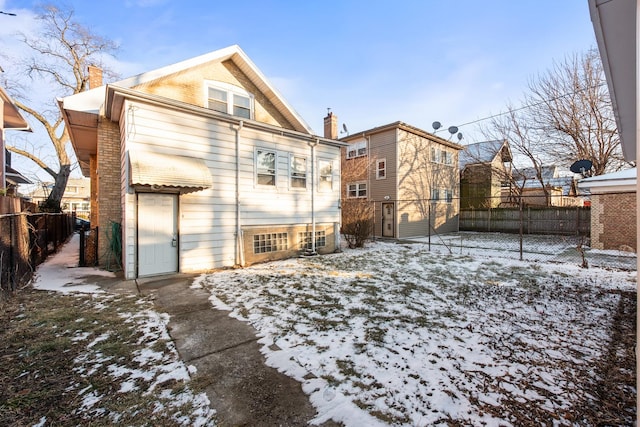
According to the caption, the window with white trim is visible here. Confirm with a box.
[290,156,307,189]
[430,147,439,163]
[205,81,253,119]
[348,182,367,198]
[376,158,386,180]
[346,139,367,159]
[430,188,440,201]
[254,233,288,253]
[442,151,453,165]
[318,159,333,192]
[256,149,276,186]
[298,231,326,250]
[444,189,453,203]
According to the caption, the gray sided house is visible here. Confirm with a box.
[334,119,463,238]
[459,139,512,209]
[60,45,345,279]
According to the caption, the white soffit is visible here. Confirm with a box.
[589,0,637,161]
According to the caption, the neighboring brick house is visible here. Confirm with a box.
[459,139,512,208]
[59,45,345,278]
[578,168,636,251]
[333,117,463,238]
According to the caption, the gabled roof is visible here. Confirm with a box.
[60,45,322,175]
[341,121,464,150]
[1,86,30,131]
[459,140,511,167]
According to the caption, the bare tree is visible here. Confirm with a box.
[528,48,624,175]
[3,4,117,211]
[485,48,625,191]
[341,152,374,248]
[486,107,553,205]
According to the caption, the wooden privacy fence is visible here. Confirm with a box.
[460,206,590,236]
[0,212,75,301]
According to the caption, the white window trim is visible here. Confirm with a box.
[347,181,367,198]
[204,80,254,119]
[431,188,440,201]
[376,158,387,180]
[318,158,334,192]
[346,139,367,159]
[289,153,308,190]
[255,148,277,187]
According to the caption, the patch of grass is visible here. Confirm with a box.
[0,288,215,427]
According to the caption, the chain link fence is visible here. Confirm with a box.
[348,192,636,271]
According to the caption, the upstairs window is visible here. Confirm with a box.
[290,156,307,189]
[346,139,367,159]
[376,158,386,180]
[431,147,453,166]
[442,151,453,165]
[256,149,276,186]
[430,188,440,201]
[318,159,333,192]
[205,81,253,119]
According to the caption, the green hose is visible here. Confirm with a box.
[105,221,122,272]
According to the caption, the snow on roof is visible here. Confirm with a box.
[459,140,507,167]
[578,167,637,191]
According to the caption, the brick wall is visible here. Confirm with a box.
[96,119,123,265]
[242,223,336,265]
[591,192,636,251]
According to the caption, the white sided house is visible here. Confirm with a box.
[60,45,345,278]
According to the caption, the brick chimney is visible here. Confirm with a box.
[87,65,103,89]
[324,110,338,139]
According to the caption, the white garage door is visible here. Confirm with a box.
[137,193,178,277]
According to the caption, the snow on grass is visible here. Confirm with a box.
[195,240,636,426]
[70,298,215,426]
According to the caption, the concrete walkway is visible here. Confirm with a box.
[126,274,338,427]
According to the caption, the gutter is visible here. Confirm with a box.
[104,85,347,148]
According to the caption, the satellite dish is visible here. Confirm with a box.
[341,123,349,135]
[570,159,593,176]
[432,121,442,131]
[448,126,459,135]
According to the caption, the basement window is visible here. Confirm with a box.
[254,233,288,253]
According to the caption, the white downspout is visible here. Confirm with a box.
[309,138,319,254]
[235,121,244,266]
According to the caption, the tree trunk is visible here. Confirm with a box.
[43,164,70,212]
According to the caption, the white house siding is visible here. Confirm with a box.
[120,100,341,277]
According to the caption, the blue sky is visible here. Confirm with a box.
[1,0,596,179]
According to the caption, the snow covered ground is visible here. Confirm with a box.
[195,240,636,426]
[30,233,215,426]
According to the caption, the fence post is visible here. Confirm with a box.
[519,199,524,261]
[9,215,15,291]
[428,203,431,251]
[79,227,86,267]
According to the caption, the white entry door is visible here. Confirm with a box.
[138,193,178,277]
